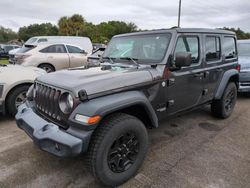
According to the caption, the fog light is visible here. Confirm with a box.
[75,114,101,124]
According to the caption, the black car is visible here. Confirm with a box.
[0,44,20,59]
[16,28,239,187]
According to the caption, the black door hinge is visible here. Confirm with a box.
[167,100,175,107]
[167,78,175,86]
[202,89,208,96]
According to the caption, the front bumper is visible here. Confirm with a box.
[239,72,250,92]
[16,103,93,157]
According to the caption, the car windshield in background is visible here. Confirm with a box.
[103,33,171,63]
[238,43,250,56]
[25,37,38,44]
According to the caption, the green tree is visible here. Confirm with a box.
[221,27,250,39]
[18,23,58,41]
[87,21,138,43]
[58,14,86,36]
[57,14,138,43]
[0,26,18,42]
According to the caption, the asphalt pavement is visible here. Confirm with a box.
[0,95,249,188]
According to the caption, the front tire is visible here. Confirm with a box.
[6,85,30,116]
[87,113,148,187]
[211,82,237,118]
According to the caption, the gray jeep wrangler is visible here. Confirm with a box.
[16,28,239,186]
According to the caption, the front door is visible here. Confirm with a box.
[66,45,88,68]
[166,34,204,115]
[45,44,70,70]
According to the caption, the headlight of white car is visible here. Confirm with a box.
[0,84,4,98]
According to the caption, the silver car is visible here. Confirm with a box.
[14,43,89,72]
[238,40,250,92]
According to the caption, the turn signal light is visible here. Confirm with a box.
[75,114,101,124]
[88,116,101,124]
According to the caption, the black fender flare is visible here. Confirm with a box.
[69,91,159,129]
[214,69,239,100]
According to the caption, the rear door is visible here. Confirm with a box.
[201,34,223,102]
[66,45,87,68]
[41,44,70,70]
[166,34,204,115]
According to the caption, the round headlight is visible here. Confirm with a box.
[59,92,74,114]
[67,94,74,108]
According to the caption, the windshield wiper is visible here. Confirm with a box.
[119,57,139,68]
[102,56,116,64]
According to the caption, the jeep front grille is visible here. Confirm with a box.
[34,82,69,128]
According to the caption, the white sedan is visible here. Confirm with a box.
[0,64,46,116]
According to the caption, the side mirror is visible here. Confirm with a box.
[175,52,192,68]
[81,50,88,55]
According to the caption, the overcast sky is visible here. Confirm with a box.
[0,0,250,32]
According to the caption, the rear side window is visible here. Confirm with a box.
[175,36,199,64]
[66,45,82,53]
[223,37,237,59]
[18,46,35,53]
[205,36,221,61]
[40,45,66,53]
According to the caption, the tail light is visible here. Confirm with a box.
[235,64,241,72]
[15,54,31,63]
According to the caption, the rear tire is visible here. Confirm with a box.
[211,82,237,118]
[87,113,148,187]
[6,85,30,116]
[38,64,55,73]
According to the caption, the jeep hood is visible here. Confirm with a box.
[37,66,158,97]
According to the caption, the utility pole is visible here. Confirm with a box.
[178,0,182,27]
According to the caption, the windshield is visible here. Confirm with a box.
[26,37,38,44]
[238,43,250,56]
[103,33,171,63]
[18,45,35,53]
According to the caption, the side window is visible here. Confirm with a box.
[205,36,221,61]
[175,36,199,64]
[66,45,82,53]
[223,37,237,59]
[40,45,66,53]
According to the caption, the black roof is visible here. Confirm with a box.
[115,28,235,37]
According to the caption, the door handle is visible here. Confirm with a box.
[204,71,210,78]
[216,68,223,72]
[48,56,53,59]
